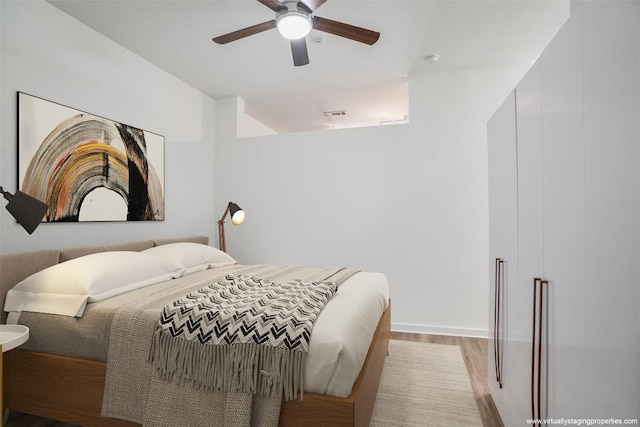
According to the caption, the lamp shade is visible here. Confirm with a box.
[229,202,246,225]
[1,187,48,234]
[218,201,245,252]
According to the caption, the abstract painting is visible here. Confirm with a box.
[18,92,164,222]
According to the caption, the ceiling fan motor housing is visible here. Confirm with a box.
[276,1,313,40]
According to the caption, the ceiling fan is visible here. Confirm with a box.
[212,0,380,67]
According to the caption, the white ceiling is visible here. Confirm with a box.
[48,0,568,134]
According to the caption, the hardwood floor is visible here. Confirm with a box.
[5,333,503,427]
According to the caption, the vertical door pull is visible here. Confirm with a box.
[538,279,547,420]
[493,258,500,384]
[497,259,504,388]
[531,277,547,421]
[493,258,504,388]
[531,277,540,421]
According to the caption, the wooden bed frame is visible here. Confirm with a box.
[1,236,391,427]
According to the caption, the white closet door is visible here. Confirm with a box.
[487,90,520,425]
[582,1,640,419]
[539,0,586,419]
[515,59,545,425]
[488,2,639,424]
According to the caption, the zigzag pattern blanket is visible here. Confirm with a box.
[103,264,359,426]
[149,273,340,400]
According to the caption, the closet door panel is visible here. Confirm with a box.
[582,1,640,419]
[488,90,518,277]
[514,60,544,425]
[487,90,520,425]
[539,0,586,420]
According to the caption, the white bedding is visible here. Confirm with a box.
[305,271,389,396]
[7,268,389,398]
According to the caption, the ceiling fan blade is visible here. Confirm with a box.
[300,0,327,12]
[212,20,277,44]
[313,16,380,45]
[257,0,287,12]
[290,38,309,67]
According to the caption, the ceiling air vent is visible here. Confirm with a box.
[324,110,346,117]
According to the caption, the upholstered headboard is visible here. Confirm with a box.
[0,235,208,323]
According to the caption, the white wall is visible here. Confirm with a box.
[236,98,277,138]
[0,1,217,253]
[215,63,528,336]
[0,0,553,335]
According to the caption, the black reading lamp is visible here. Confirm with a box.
[217,202,245,252]
[0,186,48,234]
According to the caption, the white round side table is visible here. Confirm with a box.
[1,324,29,425]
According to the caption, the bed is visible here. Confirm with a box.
[1,236,391,427]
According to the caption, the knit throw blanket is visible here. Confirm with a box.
[149,273,338,401]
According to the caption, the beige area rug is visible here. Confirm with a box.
[370,340,483,427]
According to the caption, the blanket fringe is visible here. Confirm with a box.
[150,329,305,401]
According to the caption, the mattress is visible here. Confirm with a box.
[9,265,389,397]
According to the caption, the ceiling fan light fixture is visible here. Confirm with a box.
[212,0,381,66]
[277,11,312,40]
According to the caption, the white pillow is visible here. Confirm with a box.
[4,251,185,317]
[142,242,237,274]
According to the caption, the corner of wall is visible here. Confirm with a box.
[236,97,277,139]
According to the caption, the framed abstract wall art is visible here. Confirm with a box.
[18,92,165,222]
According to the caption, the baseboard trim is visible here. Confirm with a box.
[391,322,488,338]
